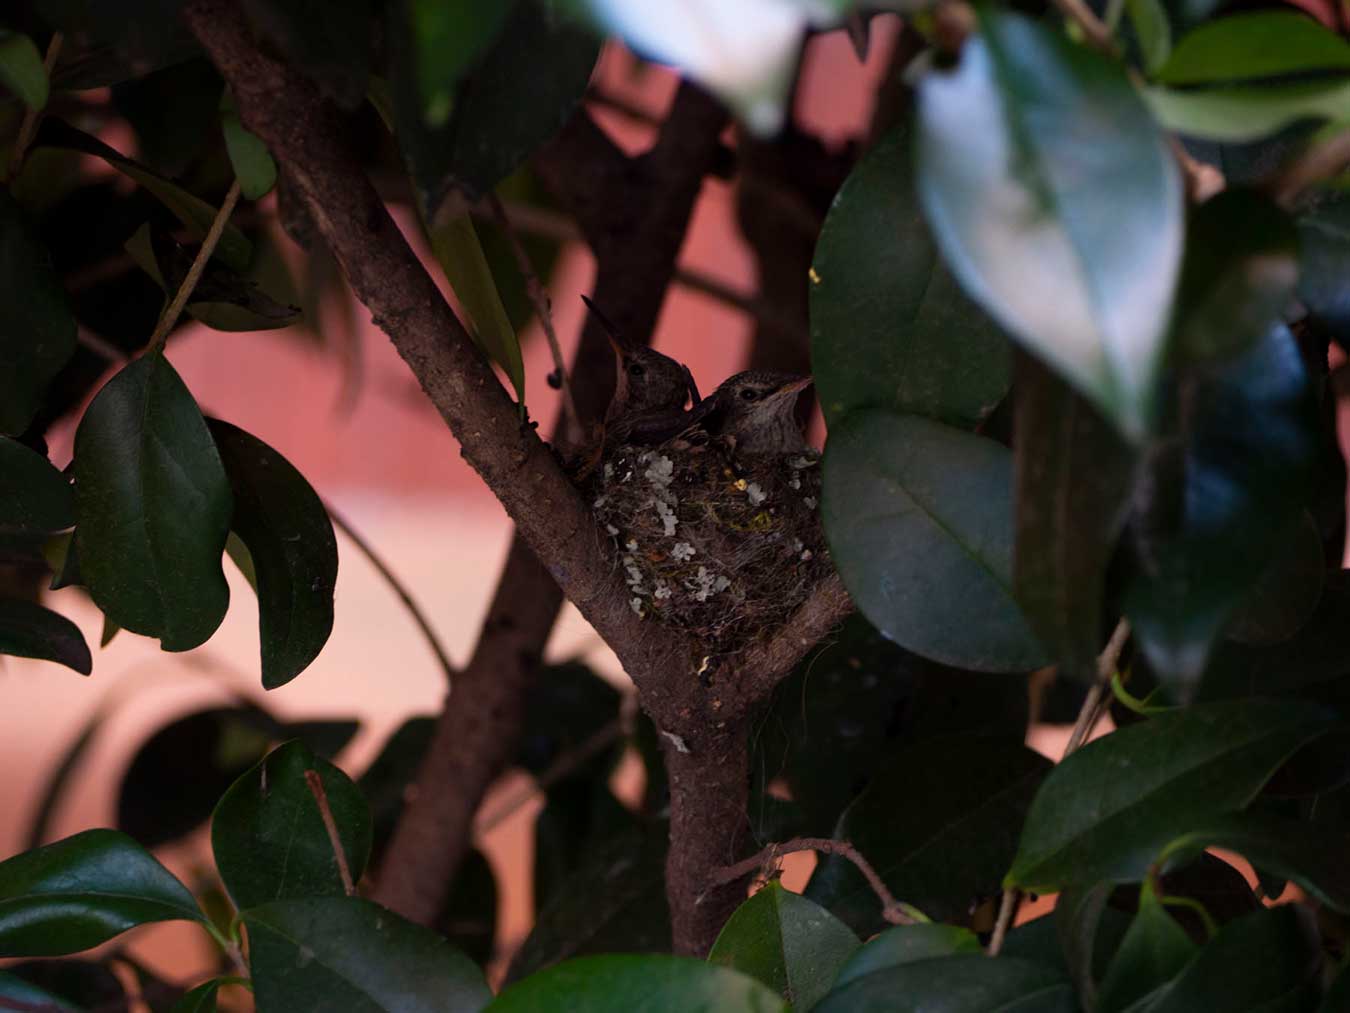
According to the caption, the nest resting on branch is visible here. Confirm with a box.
[588,438,831,655]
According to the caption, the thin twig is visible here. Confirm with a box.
[3,31,62,184]
[1065,617,1132,756]
[324,502,457,683]
[1049,0,1118,55]
[987,888,1021,956]
[473,717,624,835]
[145,179,242,355]
[712,836,918,926]
[305,769,355,895]
[486,191,582,441]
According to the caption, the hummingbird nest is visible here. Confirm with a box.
[590,439,831,654]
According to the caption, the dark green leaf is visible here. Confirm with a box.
[1156,12,1350,85]
[220,92,276,200]
[32,0,193,90]
[211,740,371,911]
[506,828,669,983]
[1140,905,1322,1012]
[814,955,1075,1013]
[0,970,81,1011]
[518,661,622,780]
[1225,512,1324,647]
[810,123,1009,430]
[751,614,920,835]
[244,896,490,1013]
[1126,324,1319,698]
[1003,905,1131,988]
[110,57,222,179]
[240,0,372,108]
[709,882,858,1011]
[170,979,220,1013]
[401,0,515,125]
[0,597,91,675]
[492,955,786,1012]
[72,355,232,652]
[1053,881,1111,1006]
[37,119,252,272]
[1170,190,1299,363]
[0,190,77,436]
[1160,812,1350,912]
[1145,80,1350,143]
[916,9,1182,439]
[532,784,635,916]
[1013,354,1136,678]
[823,410,1047,672]
[1006,699,1332,891]
[436,848,499,969]
[0,30,49,109]
[806,735,1050,934]
[831,924,982,990]
[1323,960,1350,1013]
[0,438,73,534]
[1298,191,1350,336]
[1127,0,1172,75]
[1097,882,1196,1013]
[0,829,203,957]
[390,0,599,210]
[207,421,336,688]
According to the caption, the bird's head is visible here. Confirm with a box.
[712,370,814,455]
[583,295,695,418]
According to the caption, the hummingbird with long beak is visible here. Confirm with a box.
[581,295,700,447]
[701,370,814,456]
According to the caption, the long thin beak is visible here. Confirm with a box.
[780,376,814,396]
[581,294,627,359]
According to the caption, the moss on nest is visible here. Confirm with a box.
[588,437,830,654]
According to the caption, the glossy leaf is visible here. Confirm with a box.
[0,30,48,109]
[831,924,981,990]
[1013,354,1136,679]
[403,0,514,126]
[391,0,599,211]
[1170,190,1299,362]
[916,9,1182,440]
[492,955,786,1012]
[0,190,77,436]
[814,955,1075,1013]
[709,882,858,1011]
[211,740,371,911]
[1145,79,1350,143]
[0,970,80,1011]
[0,597,91,675]
[0,829,203,957]
[823,410,1047,672]
[1125,325,1319,698]
[244,896,490,1013]
[1053,881,1112,1005]
[171,979,221,1013]
[423,212,525,404]
[810,122,1009,430]
[1140,905,1322,1012]
[1298,190,1350,335]
[36,119,253,272]
[207,421,337,688]
[73,355,232,652]
[506,829,670,983]
[1156,11,1350,85]
[1225,512,1324,647]
[1097,882,1196,1013]
[1127,0,1171,75]
[1160,812,1350,912]
[0,438,73,534]
[220,92,276,200]
[1006,699,1332,891]
[806,735,1050,934]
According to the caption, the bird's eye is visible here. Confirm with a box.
[628,363,646,377]
[740,388,758,401]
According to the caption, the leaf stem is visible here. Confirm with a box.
[1050,0,1118,55]
[145,179,242,356]
[711,836,920,926]
[1065,617,1131,756]
[304,768,356,895]
[324,502,457,684]
[986,887,1021,956]
[3,31,62,184]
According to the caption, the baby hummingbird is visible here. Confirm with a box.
[703,370,814,457]
[581,295,699,447]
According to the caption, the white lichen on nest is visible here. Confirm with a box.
[587,440,830,652]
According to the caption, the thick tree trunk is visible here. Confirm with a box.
[663,724,752,956]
